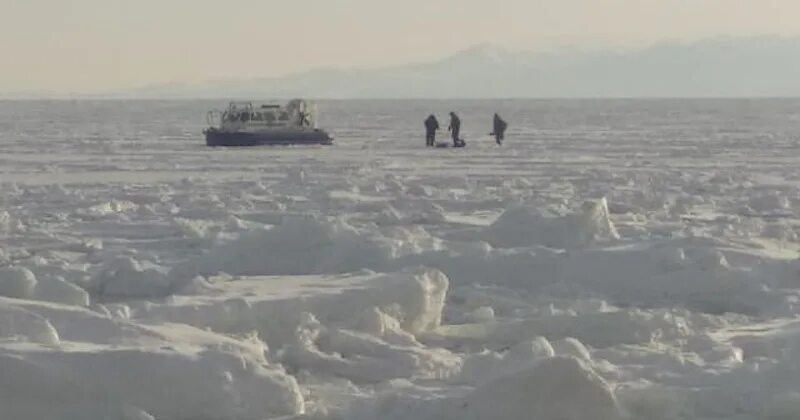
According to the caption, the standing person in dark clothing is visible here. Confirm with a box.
[448,112,462,146]
[424,114,439,147]
[492,113,507,145]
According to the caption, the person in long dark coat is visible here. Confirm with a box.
[448,112,461,146]
[424,114,439,147]
[492,113,507,145]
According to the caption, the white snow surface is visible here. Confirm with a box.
[2,99,800,419]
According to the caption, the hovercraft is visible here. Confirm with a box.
[204,99,333,147]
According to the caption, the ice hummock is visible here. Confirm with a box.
[3,99,800,420]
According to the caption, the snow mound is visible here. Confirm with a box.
[431,307,697,353]
[466,306,495,323]
[0,347,304,420]
[348,306,419,346]
[91,256,171,299]
[484,198,619,248]
[174,215,393,277]
[174,275,220,295]
[0,267,38,299]
[458,356,621,420]
[0,302,60,345]
[0,297,305,420]
[458,336,555,384]
[506,336,556,363]
[34,276,90,307]
[356,267,449,334]
[552,337,592,361]
[557,243,786,315]
[282,312,459,383]
[140,268,449,346]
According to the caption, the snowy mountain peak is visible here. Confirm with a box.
[444,44,512,66]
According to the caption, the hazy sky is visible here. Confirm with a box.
[1,0,798,93]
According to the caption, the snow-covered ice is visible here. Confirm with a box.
[2,99,800,419]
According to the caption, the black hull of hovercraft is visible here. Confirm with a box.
[205,129,333,147]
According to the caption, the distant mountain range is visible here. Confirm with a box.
[13,36,800,99]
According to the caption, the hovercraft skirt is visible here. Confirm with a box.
[205,129,333,147]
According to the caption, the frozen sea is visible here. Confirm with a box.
[2,99,800,420]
